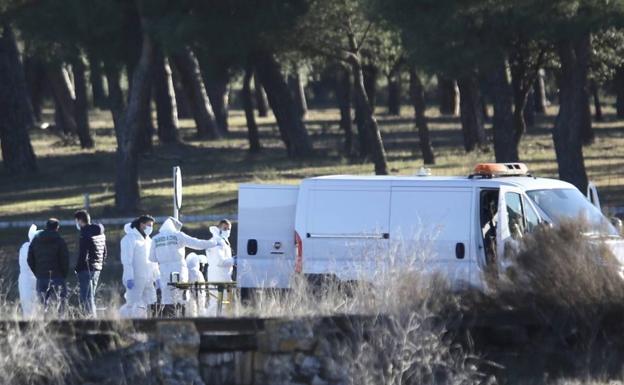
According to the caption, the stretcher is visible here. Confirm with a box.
[166,281,237,316]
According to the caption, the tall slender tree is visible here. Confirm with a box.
[242,63,261,153]
[153,47,179,144]
[0,24,37,174]
[114,1,155,212]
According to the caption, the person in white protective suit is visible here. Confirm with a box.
[205,219,235,316]
[18,224,39,318]
[119,215,157,318]
[185,253,207,317]
[149,217,222,314]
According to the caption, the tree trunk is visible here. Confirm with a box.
[254,73,269,117]
[104,61,126,132]
[0,25,37,174]
[335,65,353,156]
[488,57,519,163]
[23,55,45,123]
[524,89,536,129]
[254,51,313,158]
[153,48,179,144]
[46,63,78,136]
[577,77,593,145]
[615,67,624,118]
[481,95,489,121]
[362,64,378,110]
[242,64,261,153]
[457,74,486,152]
[348,51,388,175]
[590,80,603,122]
[171,66,192,119]
[354,90,369,159]
[409,68,434,165]
[533,69,548,114]
[71,54,94,148]
[87,50,107,108]
[510,66,530,147]
[387,68,401,116]
[53,100,65,133]
[552,36,590,192]
[204,62,230,134]
[288,70,308,119]
[136,83,154,154]
[114,16,155,213]
[438,76,460,116]
[171,47,220,139]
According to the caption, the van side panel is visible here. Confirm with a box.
[389,187,475,286]
[237,184,298,289]
[301,183,391,281]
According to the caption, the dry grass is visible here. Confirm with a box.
[496,221,624,311]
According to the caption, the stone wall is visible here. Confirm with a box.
[198,317,369,385]
[38,316,374,385]
[6,309,624,385]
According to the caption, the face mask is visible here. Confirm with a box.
[144,226,153,236]
[220,229,231,239]
[76,222,81,231]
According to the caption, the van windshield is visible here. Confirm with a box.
[526,188,619,237]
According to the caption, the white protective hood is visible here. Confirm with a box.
[27,224,37,242]
[187,252,200,271]
[209,226,222,239]
[160,217,183,234]
[124,222,132,234]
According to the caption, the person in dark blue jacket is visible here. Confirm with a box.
[27,218,70,315]
[74,210,107,317]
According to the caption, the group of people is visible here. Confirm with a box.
[120,215,234,318]
[18,209,234,319]
[19,210,106,317]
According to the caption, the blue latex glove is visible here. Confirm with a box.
[126,279,135,290]
[155,279,161,290]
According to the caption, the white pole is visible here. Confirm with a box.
[173,166,179,220]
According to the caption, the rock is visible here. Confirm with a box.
[311,375,329,385]
[296,355,321,378]
[319,356,346,382]
[156,321,205,385]
[258,319,317,353]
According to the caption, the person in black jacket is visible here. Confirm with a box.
[74,210,107,318]
[27,218,70,315]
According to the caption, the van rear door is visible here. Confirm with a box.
[237,184,298,289]
[389,187,475,286]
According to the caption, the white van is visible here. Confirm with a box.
[236,163,623,291]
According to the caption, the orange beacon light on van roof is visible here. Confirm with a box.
[472,163,530,178]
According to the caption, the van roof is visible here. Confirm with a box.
[307,174,576,191]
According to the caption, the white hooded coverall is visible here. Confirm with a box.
[185,253,207,317]
[18,224,38,318]
[149,217,220,305]
[206,226,235,316]
[119,223,159,318]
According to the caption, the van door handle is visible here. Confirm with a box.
[455,243,465,259]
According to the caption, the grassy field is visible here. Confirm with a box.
[2,105,624,224]
[1,103,624,298]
